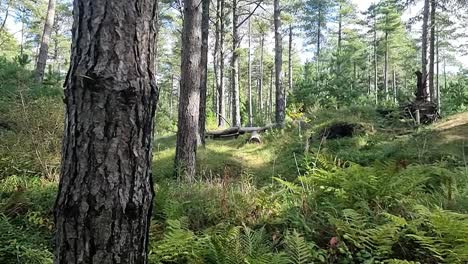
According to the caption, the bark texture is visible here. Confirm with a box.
[258,32,264,114]
[421,0,430,101]
[54,1,159,263]
[199,0,210,145]
[429,0,436,102]
[274,0,285,125]
[174,0,202,181]
[35,0,56,82]
[231,0,241,127]
[217,0,226,127]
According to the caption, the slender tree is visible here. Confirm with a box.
[199,0,210,145]
[175,0,202,181]
[248,14,253,126]
[274,0,284,125]
[421,0,430,101]
[35,0,56,82]
[429,0,436,102]
[54,0,159,262]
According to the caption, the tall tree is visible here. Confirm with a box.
[429,0,436,102]
[216,0,226,127]
[231,0,262,126]
[421,0,430,101]
[274,0,284,125]
[175,0,202,180]
[248,14,253,126]
[54,0,159,262]
[303,0,333,88]
[35,0,56,82]
[199,0,210,145]
[254,19,268,117]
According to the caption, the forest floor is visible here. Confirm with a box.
[2,105,468,263]
[154,110,468,183]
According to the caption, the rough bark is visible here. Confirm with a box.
[269,67,273,121]
[35,0,56,82]
[199,0,210,145]
[54,1,159,263]
[175,0,202,181]
[248,15,253,126]
[231,0,241,127]
[422,0,430,101]
[213,0,221,122]
[429,0,436,102]
[274,0,284,125]
[384,30,389,101]
[258,32,264,115]
[288,23,293,105]
[393,68,397,104]
[218,0,226,127]
[373,5,378,104]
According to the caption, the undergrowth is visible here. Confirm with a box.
[1,98,468,263]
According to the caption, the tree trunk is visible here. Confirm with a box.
[248,14,253,126]
[0,0,10,32]
[274,0,284,125]
[258,33,264,115]
[337,3,342,74]
[231,0,241,126]
[218,0,226,127]
[269,67,273,121]
[429,0,436,102]
[54,1,159,263]
[373,6,378,104]
[384,30,389,101]
[393,68,397,104]
[288,23,293,103]
[198,0,210,145]
[35,0,56,82]
[213,0,221,122]
[436,26,441,114]
[316,7,321,90]
[422,0,430,101]
[175,0,202,181]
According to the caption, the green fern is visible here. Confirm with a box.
[284,231,316,264]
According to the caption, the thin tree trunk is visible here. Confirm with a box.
[231,0,241,126]
[429,0,436,102]
[422,0,430,101]
[373,5,378,104]
[0,0,10,32]
[35,0,56,82]
[175,0,202,181]
[213,0,220,117]
[393,68,397,104]
[384,30,389,101]
[274,0,284,125]
[269,67,273,121]
[258,33,264,116]
[436,25,440,114]
[170,74,174,118]
[54,1,158,263]
[248,14,253,126]
[337,3,342,74]
[218,0,226,127]
[198,0,210,145]
[316,7,321,90]
[288,23,293,103]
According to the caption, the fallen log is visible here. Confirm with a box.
[248,131,262,144]
[206,124,278,139]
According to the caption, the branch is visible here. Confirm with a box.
[235,0,263,29]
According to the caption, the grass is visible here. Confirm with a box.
[1,101,468,263]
